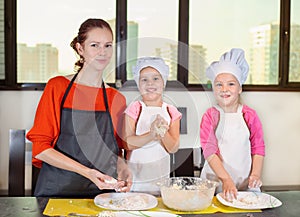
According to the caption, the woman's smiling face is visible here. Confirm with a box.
[213,73,242,111]
[77,27,113,71]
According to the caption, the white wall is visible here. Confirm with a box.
[1,90,300,190]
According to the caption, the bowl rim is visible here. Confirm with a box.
[159,176,219,188]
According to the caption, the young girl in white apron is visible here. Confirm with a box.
[128,101,172,195]
[200,49,265,201]
[201,104,252,193]
[124,57,182,195]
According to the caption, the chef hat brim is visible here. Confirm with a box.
[132,57,169,88]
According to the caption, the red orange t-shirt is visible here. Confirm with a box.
[26,76,126,168]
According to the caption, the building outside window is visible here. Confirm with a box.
[0,0,299,89]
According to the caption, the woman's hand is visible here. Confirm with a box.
[85,168,121,190]
[115,170,132,192]
[248,175,262,189]
[222,178,238,202]
[115,157,133,192]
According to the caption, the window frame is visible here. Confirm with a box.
[1,0,300,91]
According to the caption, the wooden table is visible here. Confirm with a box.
[0,191,299,216]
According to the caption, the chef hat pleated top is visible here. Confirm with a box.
[206,48,249,86]
[133,57,169,88]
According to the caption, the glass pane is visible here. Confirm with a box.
[127,0,178,81]
[290,0,300,82]
[189,0,280,85]
[17,0,116,83]
[0,0,4,80]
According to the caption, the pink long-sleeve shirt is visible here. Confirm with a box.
[200,105,265,159]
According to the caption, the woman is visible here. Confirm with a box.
[27,18,131,197]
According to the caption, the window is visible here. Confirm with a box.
[290,0,300,83]
[189,0,280,85]
[127,0,178,81]
[1,0,300,90]
[0,0,4,80]
[17,0,116,83]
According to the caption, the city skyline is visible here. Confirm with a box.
[17,21,300,84]
[17,0,300,83]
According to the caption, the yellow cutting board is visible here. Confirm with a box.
[43,197,261,216]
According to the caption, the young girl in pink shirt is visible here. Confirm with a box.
[200,48,265,201]
[123,57,182,195]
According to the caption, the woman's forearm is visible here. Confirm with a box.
[35,148,90,178]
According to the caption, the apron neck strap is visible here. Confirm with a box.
[214,104,243,113]
[60,73,79,111]
[102,82,109,112]
[60,73,109,112]
[237,104,243,113]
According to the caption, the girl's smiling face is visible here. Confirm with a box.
[139,67,164,105]
[213,73,242,112]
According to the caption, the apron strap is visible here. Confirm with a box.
[60,74,108,113]
[102,83,119,152]
[237,104,243,113]
[59,74,119,152]
[102,82,109,112]
[60,73,79,111]
[214,105,223,114]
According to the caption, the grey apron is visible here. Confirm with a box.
[34,73,119,198]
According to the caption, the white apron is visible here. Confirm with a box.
[128,101,171,195]
[201,105,252,193]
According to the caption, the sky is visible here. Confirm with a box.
[17,0,299,73]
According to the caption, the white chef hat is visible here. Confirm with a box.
[132,57,169,88]
[206,48,249,86]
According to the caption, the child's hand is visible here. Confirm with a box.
[248,175,262,189]
[153,115,169,138]
[222,178,238,202]
[155,115,169,137]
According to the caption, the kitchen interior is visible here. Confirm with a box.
[1,88,300,193]
[0,0,300,216]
